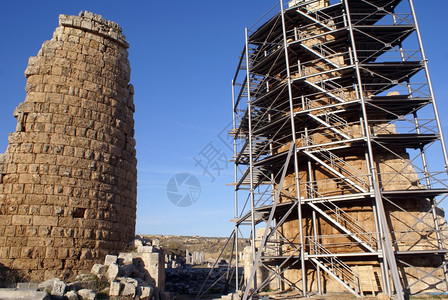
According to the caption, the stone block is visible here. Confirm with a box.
[90,263,108,276]
[131,238,144,248]
[77,289,96,300]
[105,262,120,282]
[104,254,117,265]
[120,278,138,297]
[0,216,12,226]
[121,282,136,297]
[12,258,39,270]
[66,280,96,291]
[133,250,164,291]
[64,290,78,300]
[21,247,33,258]
[38,278,60,292]
[51,279,67,297]
[109,281,122,296]
[42,258,64,269]
[138,285,154,299]
[11,215,32,226]
[33,216,58,226]
[0,289,50,300]
[118,252,133,264]
[137,245,153,253]
[74,273,93,281]
[16,282,39,289]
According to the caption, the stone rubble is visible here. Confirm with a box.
[95,236,164,298]
[1,236,170,299]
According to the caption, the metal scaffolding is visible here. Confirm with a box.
[229,0,448,299]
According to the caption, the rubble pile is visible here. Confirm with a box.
[89,237,165,298]
[0,237,170,300]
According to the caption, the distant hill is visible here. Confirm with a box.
[142,235,249,263]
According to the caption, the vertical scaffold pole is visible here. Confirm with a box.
[244,27,257,292]
[280,0,307,295]
[232,79,239,291]
[343,0,404,299]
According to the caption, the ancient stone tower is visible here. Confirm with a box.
[229,0,448,299]
[0,11,137,281]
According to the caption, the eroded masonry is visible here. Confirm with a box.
[0,12,136,281]
[226,0,448,299]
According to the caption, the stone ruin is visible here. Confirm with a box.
[185,249,205,266]
[0,237,166,299]
[0,11,137,282]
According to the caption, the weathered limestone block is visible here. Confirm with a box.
[0,11,136,281]
[77,289,96,300]
[38,278,61,292]
[109,281,122,296]
[121,277,138,297]
[118,252,133,264]
[90,263,107,276]
[104,254,117,266]
[138,285,154,299]
[133,250,165,291]
[137,245,153,253]
[0,289,50,300]
[66,279,97,292]
[106,263,121,282]
[50,279,66,297]
[243,245,276,292]
[64,290,78,300]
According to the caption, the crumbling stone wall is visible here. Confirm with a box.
[0,11,137,281]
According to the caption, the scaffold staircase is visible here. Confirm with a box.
[302,140,369,192]
[309,239,361,297]
[304,79,346,103]
[307,200,377,252]
[295,4,337,32]
[300,43,341,69]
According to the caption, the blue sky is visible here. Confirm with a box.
[0,1,447,237]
